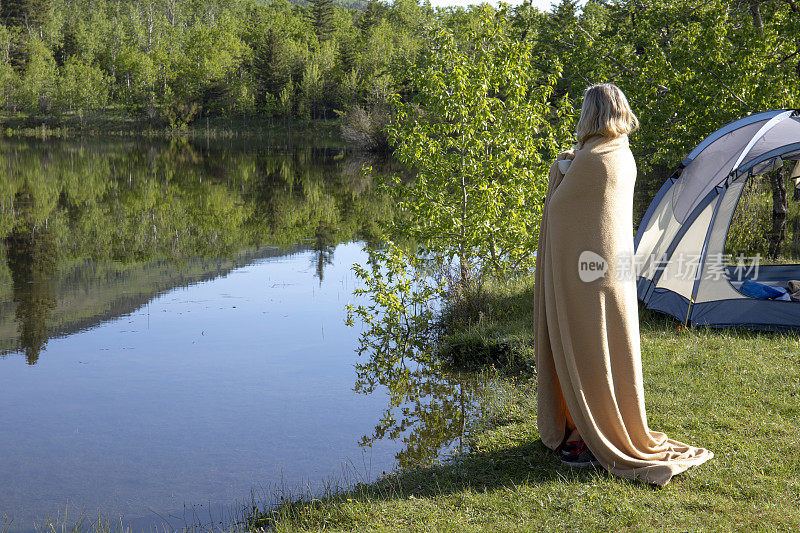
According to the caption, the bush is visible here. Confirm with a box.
[336,100,393,152]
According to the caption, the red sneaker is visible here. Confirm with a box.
[560,440,601,467]
[560,439,581,456]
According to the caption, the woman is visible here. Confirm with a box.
[533,83,713,487]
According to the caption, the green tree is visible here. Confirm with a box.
[357,0,389,31]
[382,7,573,291]
[253,27,291,109]
[57,58,110,117]
[535,0,800,172]
[308,0,336,42]
[0,24,19,110]
[2,0,52,33]
[19,36,56,112]
[345,6,574,382]
[113,44,158,116]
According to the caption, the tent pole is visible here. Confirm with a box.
[637,166,683,302]
[683,296,693,328]
[686,180,729,326]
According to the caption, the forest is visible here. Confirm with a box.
[0,0,431,127]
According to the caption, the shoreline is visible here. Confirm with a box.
[0,112,343,140]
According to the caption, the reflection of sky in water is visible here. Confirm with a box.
[0,242,415,529]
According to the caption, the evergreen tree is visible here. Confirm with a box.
[2,0,52,30]
[357,0,387,31]
[253,27,291,107]
[308,0,336,42]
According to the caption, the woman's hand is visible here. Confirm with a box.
[555,149,575,175]
[557,149,575,161]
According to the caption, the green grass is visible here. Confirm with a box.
[250,277,800,532]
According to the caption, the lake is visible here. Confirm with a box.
[0,135,478,531]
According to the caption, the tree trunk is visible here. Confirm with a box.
[768,168,787,259]
[750,2,764,34]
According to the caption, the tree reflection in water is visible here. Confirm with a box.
[354,357,483,471]
[311,222,336,284]
[347,243,486,471]
[4,189,58,364]
[0,137,394,363]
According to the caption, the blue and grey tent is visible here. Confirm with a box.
[634,109,800,330]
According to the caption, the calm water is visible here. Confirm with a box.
[0,136,477,530]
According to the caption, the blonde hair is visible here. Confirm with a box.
[575,83,639,146]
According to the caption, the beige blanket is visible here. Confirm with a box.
[533,133,713,487]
